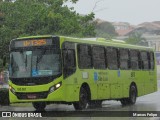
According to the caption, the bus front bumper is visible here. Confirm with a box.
[9,83,64,103]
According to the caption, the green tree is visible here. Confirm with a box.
[0,0,95,37]
[125,32,148,46]
[0,59,3,72]
[95,21,117,38]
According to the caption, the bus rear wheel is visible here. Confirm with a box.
[32,102,46,111]
[128,85,137,105]
[73,87,89,110]
[120,85,137,106]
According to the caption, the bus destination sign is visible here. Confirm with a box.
[14,39,53,47]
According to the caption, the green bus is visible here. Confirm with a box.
[9,35,157,110]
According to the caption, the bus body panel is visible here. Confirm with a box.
[9,35,157,105]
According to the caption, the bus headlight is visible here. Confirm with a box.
[55,83,61,89]
[49,82,62,94]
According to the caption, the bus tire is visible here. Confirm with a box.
[128,85,137,105]
[32,102,46,111]
[73,87,88,110]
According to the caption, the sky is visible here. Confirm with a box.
[66,0,160,25]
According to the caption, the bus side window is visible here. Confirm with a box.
[77,44,92,69]
[106,47,118,70]
[63,49,76,78]
[92,46,106,69]
[119,49,129,70]
[130,50,139,70]
[140,51,149,70]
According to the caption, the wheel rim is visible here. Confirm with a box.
[130,87,136,103]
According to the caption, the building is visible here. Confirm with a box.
[112,22,135,36]
[144,35,160,51]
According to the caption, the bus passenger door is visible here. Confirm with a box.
[62,42,78,101]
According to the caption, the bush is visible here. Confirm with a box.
[0,88,10,106]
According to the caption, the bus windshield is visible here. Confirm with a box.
[10,49,61,78]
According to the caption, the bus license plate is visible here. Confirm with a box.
[27,94,37,99]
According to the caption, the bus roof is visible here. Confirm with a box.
[62,36,154,51]
[14,35,154,51]
[16,35,53,40]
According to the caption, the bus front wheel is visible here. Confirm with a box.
[32,102,46,111]
[73,87,89,110]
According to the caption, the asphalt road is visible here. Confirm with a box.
[0,81,160,120]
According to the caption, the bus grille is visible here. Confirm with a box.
[15,91,48,99]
